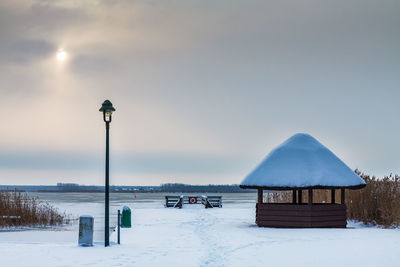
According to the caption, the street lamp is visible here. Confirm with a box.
[99,100,115,247]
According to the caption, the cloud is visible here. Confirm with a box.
[0,0,399,184]
[4,39,55,64]
[0,150,250,174]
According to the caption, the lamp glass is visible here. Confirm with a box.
[104,111,112,122]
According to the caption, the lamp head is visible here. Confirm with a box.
[99,100,116,122]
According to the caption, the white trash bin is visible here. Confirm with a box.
[79,215,94,247]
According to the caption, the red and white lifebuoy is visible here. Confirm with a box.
[188,196,197,204]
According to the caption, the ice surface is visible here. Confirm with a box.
[241,133,366,188]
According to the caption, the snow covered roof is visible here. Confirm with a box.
[240,133,366,190]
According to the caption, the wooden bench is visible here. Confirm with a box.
[201,196,222,208]
[165,195,183,208]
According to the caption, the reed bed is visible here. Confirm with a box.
[347,171,400,227]
[265,170,400,228]
[0,190,67,227]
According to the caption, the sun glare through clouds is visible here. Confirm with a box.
[56,49,67,62]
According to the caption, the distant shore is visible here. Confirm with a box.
[0,184,255,193]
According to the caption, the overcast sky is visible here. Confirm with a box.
[0,0,399,185]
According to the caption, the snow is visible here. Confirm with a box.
[80,215,94,218]
[241,133,366,188]
[0,206,399,267]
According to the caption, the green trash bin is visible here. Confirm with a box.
[121,206,131,228]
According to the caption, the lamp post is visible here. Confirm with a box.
[99,100,115,247]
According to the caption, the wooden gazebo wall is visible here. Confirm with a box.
[256,189,347,228]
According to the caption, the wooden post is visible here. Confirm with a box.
[258,189,263,204]
[331,189,335,204]
[298,190,303,204]
[117,210,121,244]
[308,189,313,205]
[341,188,345,204]
[292,190,297,204]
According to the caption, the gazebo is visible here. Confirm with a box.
[240,133,366,228]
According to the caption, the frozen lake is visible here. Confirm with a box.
[0,192,257,242]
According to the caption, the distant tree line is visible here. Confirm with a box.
[0,184,255,193]
[159,183,254,192]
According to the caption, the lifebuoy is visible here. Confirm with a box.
[188,196,197,204]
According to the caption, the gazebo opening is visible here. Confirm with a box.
[240,133,366,228]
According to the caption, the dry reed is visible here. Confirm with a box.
[347,170,400,227]
[0,190,67,227]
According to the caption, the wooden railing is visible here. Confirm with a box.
[256,203,346,228]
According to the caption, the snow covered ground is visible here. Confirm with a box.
[1,204,400,267]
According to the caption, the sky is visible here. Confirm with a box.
[0,0,399,185]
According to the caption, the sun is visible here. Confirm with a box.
[56,49,67,62]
